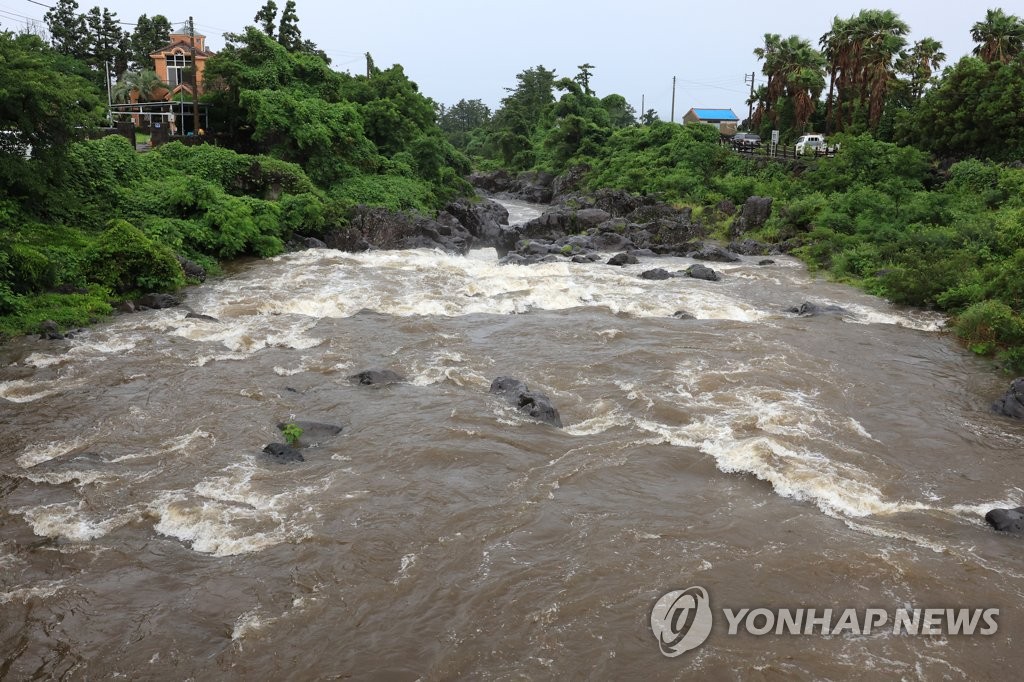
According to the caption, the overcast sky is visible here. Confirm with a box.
[2,0,994,120]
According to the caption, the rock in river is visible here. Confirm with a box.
[349,369,407,386]
[985,507,1024,534]
[489,376,563,427]
[262,442,305,463]
[992,378,1024,420]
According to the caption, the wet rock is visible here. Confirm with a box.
[551,164,590,200]
[731,196,773,236]
[574,208,612,229]
[185,312,218,322]
[758,259,776,266]
[788,301,848,317]
[303,237,328,249]
[628,248,657,258]
[443,197,509,244]
[985,507,1024,534]
[117,301,135,314]
[591,229,635,252]
[640,268,673,280]
[571,255,591,264]
[349,369,407,386]
[39,319,63,340]
[992,378,1024,419]
[514,170,555,204]
[177,255,207,282]
[672,311,696,320]
[690,245,741,263]
[685,264,721,282]
[136,293,181,309]
[489,376,563,427]
[467,169,514,193]
[276,421,344,447]
[728,239,774,256]
[607,252,639,267]
[262,443,305,463]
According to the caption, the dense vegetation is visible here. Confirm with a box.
[0,2,468,339]
[439,9,1024,372]
[3,2,1024,374]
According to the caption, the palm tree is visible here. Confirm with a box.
[754,34,825,134]
[111,69,167,104]
[971,8,1024,64]
[820,16,853,133]
[896,38,946,101]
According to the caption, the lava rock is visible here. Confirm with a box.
[276,421,344,447]
[731,196,773,236]
[262,443,305,463]
[177,255,207,282]
[185,312,218,322]
[38,319,63,340]
[985,507,1024,534]
[117,301,135,313]
[489,376,563,427]
[640,268,673,280]
[136,293,181,309]
[758,259,776,266]
[788,301,848,317]
[992,378,1024,419]
[690,245,741,263]
[607,252,639,267]
[571,255,591,264]
[685,264,721,281]
[349,369,407,386]
[303,237,328,249]
[672,311,696,320]
[728,239,774,256]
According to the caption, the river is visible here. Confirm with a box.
[1,199,1021,679]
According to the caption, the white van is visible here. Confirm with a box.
[795,134,825,154]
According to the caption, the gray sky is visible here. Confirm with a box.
[3,0,993,120]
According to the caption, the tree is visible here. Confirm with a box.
[971,8,1024,64]
[0,32,103,153]
[255,0,278,39]
[44,0,87,60]
[754,33,825,136]
[574,63,595,96]
[438,99,491,149]
[277,0,302,51]
[129,14,172,69]
[600,94,636,128]
[85,6,130,75]
[640,108,658,125]
[818,10,908,133]
[896,38,946,101]
[111,69,167,103]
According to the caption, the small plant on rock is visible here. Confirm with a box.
[281,422,303,446]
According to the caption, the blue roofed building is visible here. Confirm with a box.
[682,108,739,134]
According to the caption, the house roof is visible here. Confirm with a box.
[689,108,739,121]
[149,39,211,59]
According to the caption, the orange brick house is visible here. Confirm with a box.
[149,32,212,100]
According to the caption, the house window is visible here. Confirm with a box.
[167,53,192,88]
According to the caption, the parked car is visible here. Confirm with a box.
[795,134,826,154]
[732,132,761,148]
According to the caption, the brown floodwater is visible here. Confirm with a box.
[1,199,1022,680]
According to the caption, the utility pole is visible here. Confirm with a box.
[744,72,755,128]
[670,76,676,123]
[105,60,113,125]
[188,17,200,135]
[641,94,645,123]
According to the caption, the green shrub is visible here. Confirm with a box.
[955,300,1024,355]
[84,220,185,294]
